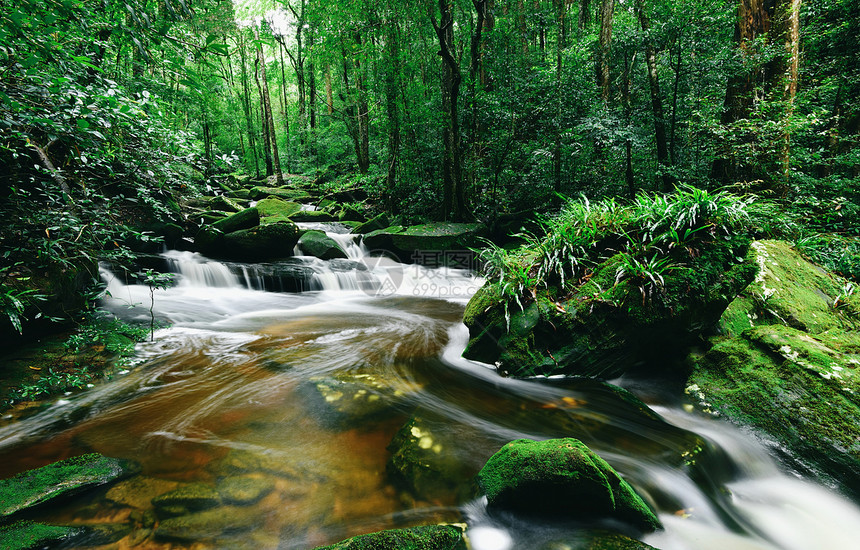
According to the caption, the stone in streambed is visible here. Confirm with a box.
[297,230,349,260]
[477,438,661,532]
[216,476,275,505]
[221,221,301,261]
[154,505,259,542]
[302,372,407,429]
[255,197,303,223]
[0,453,139,517]
[151,482,220,517]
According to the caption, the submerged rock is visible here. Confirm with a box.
[154,505,259,541]
[297,230,349,260]
[0,521,80,550]
[688,240,860,498]
[314,524,467,550]
[0,453,138,517]
[302,372,408,429]
[539,529,658,550]
[387,414,499,504]
[152,482,221,516]
[216,476,275,505]
[477,438,661,532]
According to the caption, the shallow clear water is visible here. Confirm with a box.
[0,241,858,549]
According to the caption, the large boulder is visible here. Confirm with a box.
[314,524,467,550]
[354,213,391,234]
[255,197,303,223]
[687,240,860,498]
[363,223,485,264]
[290,209,338,222]
[464,234,755,378]
[221,221,301,262]
[477,438,661,532]
[0,453,138,517]
[249,185,312,202]
[296,230,348,260]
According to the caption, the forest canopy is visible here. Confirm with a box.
[1,0,858,338]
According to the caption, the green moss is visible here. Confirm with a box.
[248,186,312,202]
[221,221,301,261]
[255,197,302,223]
[212,207,260,234]
[208,195,242,213]
[0,521,79,550]
[0,453,138,517]
[477,438,661,532]
[297,230,348,260]
[314,524,467,550]
[689,325,860,496]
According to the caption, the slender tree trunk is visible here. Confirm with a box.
[623,50,636,195]
[772,0,801,189]
[597,0,614,101]
[254,41,273,178]
[256,40,284,186]
[636,0,672,190]
[554,0,568,193]
[670,34,683,166]
[325,63,334,115]
[385,17,402,205]
[278,39,292,173]
[238,35,260,178]
[352,33,371,174]
[308,28,317,131]
[431,0,467,221]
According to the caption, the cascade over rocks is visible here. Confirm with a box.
[297,230,349,260]
[477,438,662,532]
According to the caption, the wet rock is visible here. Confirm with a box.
[363,223,484,264]
[152,482,220,514]
[154,505,259,542]
[106,475,181,509]
[297,230,349,260]
[74,523,134,546]
[0,453,139,517]
[221,221,301,261]
[216,476,275,505]
[0,521,80,550]
[208,195,243,213]
[477,438,662,532]
[216,448,316,481]
[464,234,754,378]
[302,372,407,429]
[354,213,391,234]
[212,206,260,234]
[314,524,467,550]
[338,205,367,223]
[688,240,860,498]
[387,414,498,504]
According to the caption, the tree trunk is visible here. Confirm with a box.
[635,0,672,191]
[554,0,568,193]
[257,40,284,185]
[431,0,467,222]
[385,17,402,205]
[597,0,614,102]
[254,54,273,177]
[325,63,334,115]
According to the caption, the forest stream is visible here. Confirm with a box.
[1,222,859,549]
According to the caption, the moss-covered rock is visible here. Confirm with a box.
[249,186,312,202]
[208,195,243,212]
[687,240,860,498]
[255,197,303,223]
[0,521,80,550]
[464,235,755,378]
[154,505,259,541]
[221,221,301,261]
[0,453,138,517]
[354,213,391,234]
[314,524,467,550]
[362,223,485,264]
[212,206,260,234]
[688,325,860,497]
[338,205,368,223]
[290,209,338,222]
[297,230,349,260]
[477,438,661,532]
[539,529,658,550]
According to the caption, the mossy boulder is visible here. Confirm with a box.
[539,529,658,550]
[363,223,485,264]
[208,195,243,212]
[688,326,860,497]
[255,197,303,223]
[296,230,349,260]
[0,521,80,550]
[290,209,338,222]
[477,438,661,532]
[314,524,467,550]
[0,453,138,517]
[464,235,755,377]
[221,221,301,261]
[338,205,368,223]
[249,185,312,202]
[687,240,860,497]
[212,206,260,234]
[354,213,391,234]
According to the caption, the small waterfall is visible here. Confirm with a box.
[163,250,240,288]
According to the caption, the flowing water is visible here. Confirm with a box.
[1,223,859,549]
